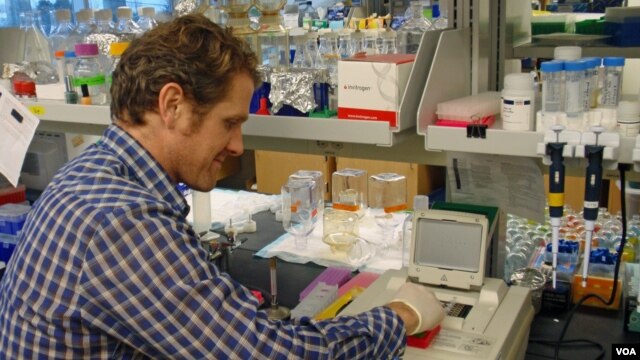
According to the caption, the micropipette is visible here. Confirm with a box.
[581,126,606,288]
[546,125,567,289]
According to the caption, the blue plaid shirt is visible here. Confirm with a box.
[0,125,406,359]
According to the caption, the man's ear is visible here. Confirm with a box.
[158,83,184,129]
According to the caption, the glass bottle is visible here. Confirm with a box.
[36,0,55,37]
[106,42,129,90]
[429,1,448,30]
[85,9,120,71]
[396,1,431,54]
[116,6,143,42]
[363,29,378,55]
[338,30,352,59]
[21,11,58,84]
[49,9,82,55]
[291,33,308,68]
[75,9,95,39]
[380,29,397,54]
[136,7,158,32]
[73,43,107,105]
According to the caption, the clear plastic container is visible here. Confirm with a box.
[582,57,601,109]
[75,9,95,38]
[331,168,367,217]
[564,60,587,119]
[396,1,431,54]
[380,29,398,54]
[289,170,325,220]
[540,60,564,114]
[73,43,108,105]
[85,9,120,71]
[600,56,625,108]
[106,42,129,90]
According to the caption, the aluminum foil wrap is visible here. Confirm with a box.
[174,0,199,17]
[268,68,321,114]
[85,33,121,58]
[2,62,58,84]
[2,63,22,79]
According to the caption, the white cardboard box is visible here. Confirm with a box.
[337,54,415,128]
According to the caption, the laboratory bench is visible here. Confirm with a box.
[226,210,639,359]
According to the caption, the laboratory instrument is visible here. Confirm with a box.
[546,125,567,288]
[581,126,606,288]
[322,208,359,253]
[265,257,291,320]
[342,209,534,359]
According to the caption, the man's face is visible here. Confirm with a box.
[168,72,254,192]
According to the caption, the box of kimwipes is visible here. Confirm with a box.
[337,54,415,128]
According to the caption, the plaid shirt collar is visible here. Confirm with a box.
[99,124,190,218]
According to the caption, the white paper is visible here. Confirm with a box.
[447,152,545,223]
[0,85,40,186]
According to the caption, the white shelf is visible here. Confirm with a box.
[512,43,640,59]
[22,101,407,147]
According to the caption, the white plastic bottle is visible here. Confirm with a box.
[616,101,640,137]
[73,43,107,105]
[501,73,535,131]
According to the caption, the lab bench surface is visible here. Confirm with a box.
[226,210,640,359]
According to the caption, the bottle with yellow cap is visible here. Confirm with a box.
[105,42,130,97]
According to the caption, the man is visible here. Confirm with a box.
[0,14,443,359]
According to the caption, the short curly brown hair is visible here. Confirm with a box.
[110,14,260,125]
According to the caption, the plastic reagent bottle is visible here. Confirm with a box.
[75,9,96,38]
[73,43,108,105]
[600,57,625,108]
[563,60,586,119]
[49,9,82,55]
[540,60,564,114]
[396,1,431,54]
[106,42,130,88]
[501,72,535,131]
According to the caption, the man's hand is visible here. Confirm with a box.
[387,283,445,335]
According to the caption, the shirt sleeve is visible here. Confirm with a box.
[78,202,407,359]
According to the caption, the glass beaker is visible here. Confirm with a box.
[332,168,367,218]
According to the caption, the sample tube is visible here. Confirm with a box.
[600,57,625,108]
[540,60,564,114]
[564,60,586,119]
[582,57,601,109]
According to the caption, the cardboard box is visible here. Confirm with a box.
[335,157,445,207]
[254,151,335,200]
[337,54,415,128]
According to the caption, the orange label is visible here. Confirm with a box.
[333,203,360,212]
[384,204,408,213]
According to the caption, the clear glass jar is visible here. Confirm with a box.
[73,43,107,105]
[396,1,431,54]
[540,60,564,114]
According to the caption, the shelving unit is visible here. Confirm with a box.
[512,43,640,59]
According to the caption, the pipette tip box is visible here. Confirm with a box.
[299,267,352,302]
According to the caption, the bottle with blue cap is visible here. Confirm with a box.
[540,60,564,114]
[601,56,625,108]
